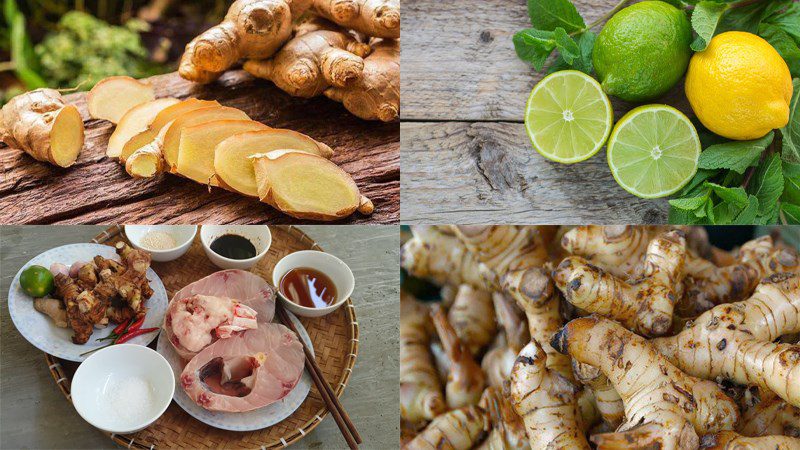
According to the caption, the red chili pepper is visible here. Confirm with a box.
[112,319,131,335]
[114,327,159,344]
[128,315,146,332]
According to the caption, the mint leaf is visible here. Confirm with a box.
[528,0,585,33]
[573,31,595,74]
[782,203,800,224]
[713,201,740,224]
[669,205,702,224]
[553,27,580,64]
[698,131,773,173]
[691,1,730,51]
[733,195,760,224]
[677,169,718,197]
[513,29,556,70]
[705,182,749,207]
[782,160,800,205]
[717,1,770,34]
[747,153,785,215]
[782,78,800,163]
[759,24,800,78]
[669,191,710,210]
[763,2,800,42]
[705,198,716,224]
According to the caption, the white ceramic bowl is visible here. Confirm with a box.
[200,225,272,270]
[71,344,174,434]
[125,225,197,262]
[272,250,355,317]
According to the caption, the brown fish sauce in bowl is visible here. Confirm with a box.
[279,267,338,309]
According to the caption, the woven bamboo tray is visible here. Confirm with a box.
[44,225,359,449]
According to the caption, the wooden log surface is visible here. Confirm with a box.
[400,0,695,224]
[0,71,399,224]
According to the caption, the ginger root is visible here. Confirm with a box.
[107,98,179,158]
[244,18,371,98]
[509,340,591,450]
[324,39,399,122]
[179,0,312,83]
[653,273,800,407]
[310,0,400,38]
[699,431,800,449]
[1,88,84,167]
[213,128,334,197]
[87,76,155,124]
[553,230,687,337]
[552,316,740,449]
[250,150,371,220]
[404,406,487,450]
[431,304,485,409]
[400,293,446,424]
[447,284,496,356]
[33,297,68,328]
[400,226,491,289]
[126,125,168,178]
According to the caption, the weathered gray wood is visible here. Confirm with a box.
[401,0,691,122]
[401,121,668,223]
[0,71,399,224]
[0,226,400,449]
[400,0,697,223]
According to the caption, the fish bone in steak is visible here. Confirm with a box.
[180,323,305,412]
[163,270,275,360]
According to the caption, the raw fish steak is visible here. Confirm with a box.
[163,270,275,360]
[180,323,305,412]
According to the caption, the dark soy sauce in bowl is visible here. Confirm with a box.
[209,234,257,260]
[279,267,338,308]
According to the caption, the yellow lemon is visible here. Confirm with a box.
[685,31,792,141]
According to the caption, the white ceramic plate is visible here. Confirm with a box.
[8,243,168,362]
[156,311,312,432]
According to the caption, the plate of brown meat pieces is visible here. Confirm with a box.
[9,242,167,362]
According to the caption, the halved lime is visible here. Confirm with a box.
[525,70,613,164]
[607,105,700,198]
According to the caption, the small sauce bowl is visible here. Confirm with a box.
[200,225,272,270]
[272,250,355,317]
[125,225,197,262]
[71,344,174,434]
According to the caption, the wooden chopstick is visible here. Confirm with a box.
[276,303,362,448]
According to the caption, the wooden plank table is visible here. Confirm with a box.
[0,71,399,224]
[401,0,695,224]
[0,225,400,449]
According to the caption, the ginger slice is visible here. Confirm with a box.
[250,150,372,221]
[87,76,155,124]
[1,88,85,167]
[161,105,250,172]
[119,98,219,162]
[176,119,270,186]
[214,129,334,197]
[107,98,180,158]
[125,124,169,178]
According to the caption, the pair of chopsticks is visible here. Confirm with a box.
[275,303,362,449]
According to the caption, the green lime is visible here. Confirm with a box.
[593,1,692,102]
[607,105,700,198]
[525,70,613,164]
[20,265,55,297]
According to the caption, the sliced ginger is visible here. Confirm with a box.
[250,150,371,221]
[87,76,155,124]
[214,129,334,197]
[125,125,169,178]
[107,98,179,158]
[176,119,270,185]
[1,88,85,167]
[119,98,220,162]
[160,105,250,172]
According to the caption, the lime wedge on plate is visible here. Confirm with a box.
[525,70,613,164]
[607,105,700,198]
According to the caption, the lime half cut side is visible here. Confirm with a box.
[607,105,701,198]
[525,70,613,164]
